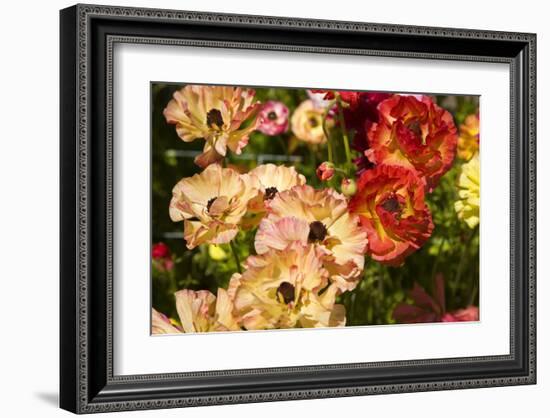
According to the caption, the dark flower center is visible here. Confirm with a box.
[381,197,400,213]
[407,120,422,137]
[206,197,217,212]
[267,111,278,121]
[308,221,328,242]
[264,186,278,201]
[309,117,319,128]
[206,108,224,128]
[277,281,295,305]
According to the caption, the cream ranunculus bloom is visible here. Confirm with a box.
[231,244,346,330]
[255,185,368,292]
[455,153,480,228]
[242,164,306,227]
[174,288,241,333]
[169,164,258,249]
[151,308,182,334]
[163,85,261,168]
[291,99,328,144]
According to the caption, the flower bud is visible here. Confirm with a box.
[340,178,357,197]
[316,162,335,181]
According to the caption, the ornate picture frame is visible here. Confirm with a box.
[60,4,536,414]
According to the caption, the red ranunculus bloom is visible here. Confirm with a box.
[152,242,174,272]
[349,164,434,266]
[365,95,458,190]
[342,92,392,175]
[152,242,171,259]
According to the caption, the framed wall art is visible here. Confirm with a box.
[60,3,536,414]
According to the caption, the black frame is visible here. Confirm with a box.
[60,4,536,414]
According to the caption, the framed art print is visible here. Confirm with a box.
[60,4,536,414]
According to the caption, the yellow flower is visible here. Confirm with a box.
[169,164,258,249]
[163,85,261,167]
[174,288,241,333]
[231,244,346,330]
[291,99,328,144]
[255,185,368,292]
[457,114,479,161]
[455,153,480,228]
[208,244,228,261]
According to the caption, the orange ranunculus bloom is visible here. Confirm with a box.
[457,113,480,161]
[365,95,458,191]
[349,164,434,266]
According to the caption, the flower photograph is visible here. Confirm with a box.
[151,83,480,334]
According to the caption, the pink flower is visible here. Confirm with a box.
[258,101,289,135]
[442,306,479,322]
[316,162,335,181]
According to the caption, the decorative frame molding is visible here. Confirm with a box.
[60,4,536,414]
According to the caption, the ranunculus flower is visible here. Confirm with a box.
[247,164,306,211]
[152,242,171,259]
[169,164,258,249]
[174,288,241,333]
[455,153,480,229]
[255,185,368,292]
[291,100,328,144]
[393,275,479,324]
[338,92,391,176]
[243,164,306,228]
[257,100,289,135]
[349,165,434,266]
[231,244,346,329]
[306,89,333,109]
[457,113,480,161]
[316,161,335,181]
[365,95,458,190]
[151,309,182,334]
[152,242,174,271]
[163,85,261,168]
[441,306,480,322]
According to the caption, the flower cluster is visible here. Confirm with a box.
[345,94,458,266]
[161,161,367,332]
[153,84,479,332]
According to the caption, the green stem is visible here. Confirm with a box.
[430,237,446,280]
[229,240,242,274]
[276,135,288,157]
[468,284,478,306]
[168,269,178,295]
[452,227,477,301]
[337,98,353,169]
[322,103,335,163]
